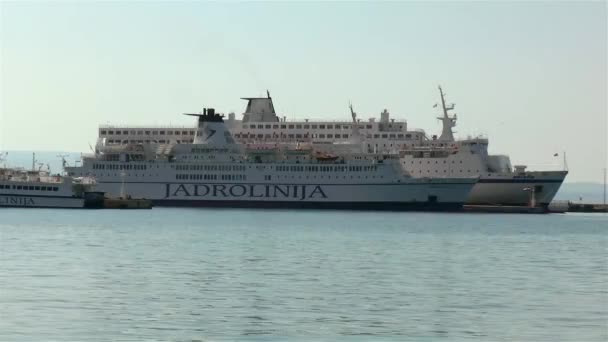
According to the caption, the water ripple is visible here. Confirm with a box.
[0,208,606,341]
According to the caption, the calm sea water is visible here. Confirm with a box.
[0,209,606,341]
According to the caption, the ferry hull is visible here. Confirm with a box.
[466,171,567,207]
[0,194,84,208]
[154,199,464,211]
[92,181,476,211]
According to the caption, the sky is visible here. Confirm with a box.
[0,1,606,183]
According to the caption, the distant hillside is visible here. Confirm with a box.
[2,150,605,204]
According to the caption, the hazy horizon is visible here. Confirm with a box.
[1,1,606,182]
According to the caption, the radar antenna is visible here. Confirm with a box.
[0,152,7,168]
[31,152,36,171]
[349,102,357,123]
[57,154,69,169]
[348,102,362,141]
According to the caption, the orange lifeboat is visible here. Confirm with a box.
[315,151,339,161]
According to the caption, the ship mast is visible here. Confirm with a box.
[437,85,457,142]
[266,90,276,115]
[0,152,7,169]
[604,168,608,211]
[349,102,362,142]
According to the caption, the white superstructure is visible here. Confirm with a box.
[67,109,477,210]
[97,91,424,152]
[398,86,567,207]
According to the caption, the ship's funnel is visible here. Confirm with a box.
[184,108,236,145]
[241,91,279,123]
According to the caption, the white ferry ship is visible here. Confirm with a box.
[399,87,567,208]
[0,155,93,208]
[66,109,477,210]
[95,88,567,208]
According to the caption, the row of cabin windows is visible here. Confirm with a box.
[104,135,419,144]
[275,174,384,180]
[235,133,351,139]
[101,129,415,138]
[180,155,219,160]
[275,165,378,172]
[191,148,231,154]
[92,164,147,170]
[106,139,194,144]
[415,169,481,173]
[176,174,214,180]
[245,124,353,130]
[101,130,195,136]
[78,173,154,177]
[235,133,416,140]
[243,124,403,130]
[0,184,59,191]
[221,174,246,181]
[171,164,382,172]
[175,174,246,181]
[101,125,408,134]
[175,165,246,171]
[406,160,465,164]
[104,136,422,145]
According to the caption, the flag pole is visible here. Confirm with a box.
[603,167,606,209]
